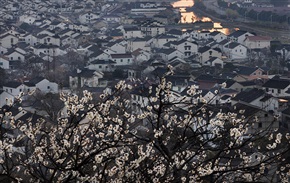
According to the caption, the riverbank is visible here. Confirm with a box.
[190,3,290,42]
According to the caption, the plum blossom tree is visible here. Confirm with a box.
[0,66,289,182]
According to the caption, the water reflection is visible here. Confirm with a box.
[172,0,194,8]
[172,0,232,35]
[180,8,212,23]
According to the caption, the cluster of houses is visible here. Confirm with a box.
[1,0,290,134]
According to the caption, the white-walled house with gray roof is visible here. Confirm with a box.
[0,34,19,48]
[198,46,222,65]
[3,82,35,96]
[0,90,13,107]
[209,31,227,42]
[262,78,290,97]
[153,34,178,48]
[0,57,9,69]
[223,42,248,60]
[165,39,198,58]
[159,48,184,61]
[24,77,58,94]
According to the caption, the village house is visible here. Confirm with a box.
[127,37,151,52]
[111,54,133,66]
[223,42,248,61]
[164,39,198,58]
[262,77,290,97]
[3,82,34,96]
[0,90,14,107]
[158,48,184,61]
[228,30,255,44]
[69,68,104,89]
[140,20,165,37]
[78,12,99,24]
[198,46,222,65]
[122,26,143,39]
[231,88,279,112]
[244,36,271,49]
[0,34,19,48]
[24,77,58,94]
[233,66,268,81]
[209,31,227,43]
[86,59,116,72]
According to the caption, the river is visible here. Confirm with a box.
[171,0,232,35]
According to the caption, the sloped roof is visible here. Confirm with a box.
[28,77,46,85]
[236,66,262,76]
[227,42,241,49]
[209,31,222,36]
[167,29,182,35]
[4,81,22,88]
[111,54,132,58]
[90,59,116,64]
[238,81,256,86]
[232,88,265,103]
[159,48,177,55]
[263,79,290,89]
[228,30,249,38]
[198,46,211,53]
[233,102,262,117]
[246,36,271,41]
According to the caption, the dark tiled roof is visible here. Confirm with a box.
[111,54,132,58]
[209,31,221,36]
[198,46,211,53]
[263,79,290,89]
[228,30,248,38]
[167,29,182,35]
[238,81,256,86]
[227,42,240,49]
[233,102,261,117]
[282,107,290,115]
[236,66,262,76]
[4,81,22,88]
[90,59,116,64]
[232,88,265,103]
[28,77,45,85]
[70,69,96,78]
[159,48,177,55]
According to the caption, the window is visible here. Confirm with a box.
[264,114,268,117]
[99,65,102,68]
[266,88,269,92]
[278,89,281,94]
[258,122,262,128]
[120,59,123,62]
[19,89,22,92]
[11,38,14,44]
[18,57,20,60]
